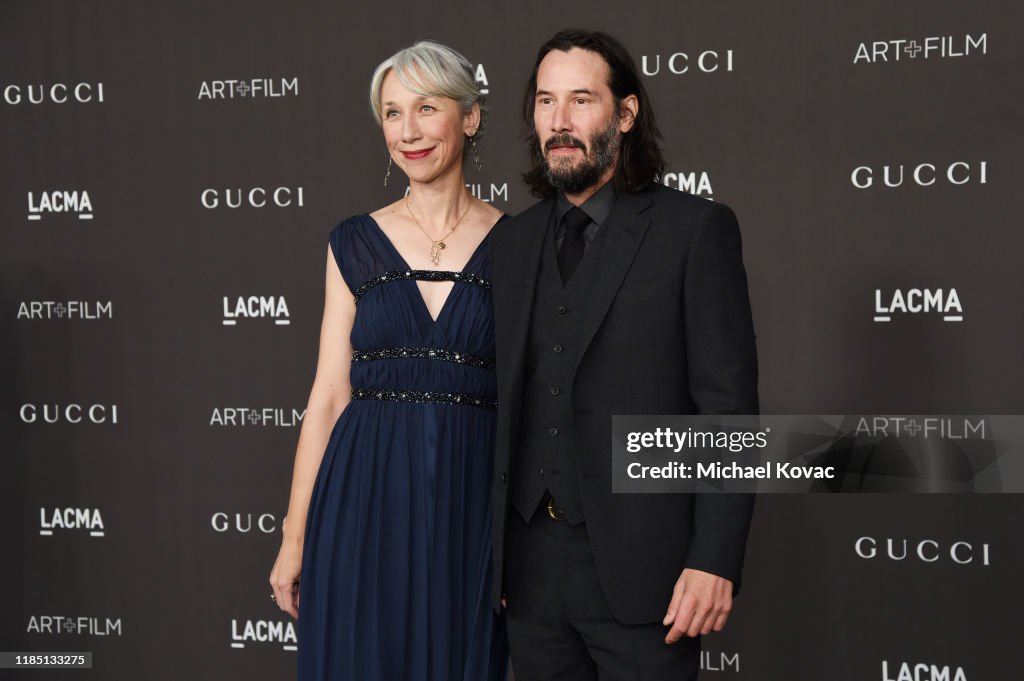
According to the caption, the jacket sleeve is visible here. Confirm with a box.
[680,201,758,593]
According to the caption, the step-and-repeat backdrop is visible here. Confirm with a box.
[3,1,1022,679]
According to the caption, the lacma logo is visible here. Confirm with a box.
[230,618,297,651]
[659,170,713,199]
[222,296,291,326]
[474,64,489,95]
[40,507,106,537]
[882,660,966,681]
[874,288,963,323]
[27,190,94,221]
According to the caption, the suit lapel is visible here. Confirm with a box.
[570,190,653,381]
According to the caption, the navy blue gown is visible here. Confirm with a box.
[296,214,508,681]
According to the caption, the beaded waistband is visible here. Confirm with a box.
[352,270,490,302]
[351,387,497,410]
[351,346,495,370]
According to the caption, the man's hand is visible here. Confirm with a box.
[662,568,733,643]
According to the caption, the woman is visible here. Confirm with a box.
[269,41,507,680]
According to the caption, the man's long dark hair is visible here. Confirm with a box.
[522,29,665,198]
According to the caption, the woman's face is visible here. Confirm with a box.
[380,70,478,185]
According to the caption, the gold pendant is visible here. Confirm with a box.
[430,241,446,265]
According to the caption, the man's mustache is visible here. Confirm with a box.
[544,134,587,153]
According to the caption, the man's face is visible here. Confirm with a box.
[533,47,634,195]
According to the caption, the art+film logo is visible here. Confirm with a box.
[400,182,509,204]
[198,77,299,99]
[854,33,987,64]
[700,650,740,673]
[466,181,509,204]
[17,300,113,320]
[27,615,123,636]
[210,407,306,426]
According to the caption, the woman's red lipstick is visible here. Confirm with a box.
[402,147,434,160]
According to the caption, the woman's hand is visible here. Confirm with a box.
[269,540,303,619]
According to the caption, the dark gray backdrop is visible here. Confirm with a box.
[3,1,1022,679]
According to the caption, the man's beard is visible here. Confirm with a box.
[541,118,621,194]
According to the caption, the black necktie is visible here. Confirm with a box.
[557,206,590,284]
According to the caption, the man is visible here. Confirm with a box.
[490,30,758,680]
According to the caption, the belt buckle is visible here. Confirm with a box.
[546,495,565,521]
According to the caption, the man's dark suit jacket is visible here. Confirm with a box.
[491,183,758,625]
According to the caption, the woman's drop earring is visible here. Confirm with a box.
[469,135,481,172]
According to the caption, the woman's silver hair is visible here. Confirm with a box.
[369,40,486,144]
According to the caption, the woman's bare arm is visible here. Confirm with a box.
[270,243,354,617]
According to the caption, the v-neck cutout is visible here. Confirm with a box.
[363,213,495,325]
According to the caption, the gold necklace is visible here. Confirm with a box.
[406,194,473,266]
